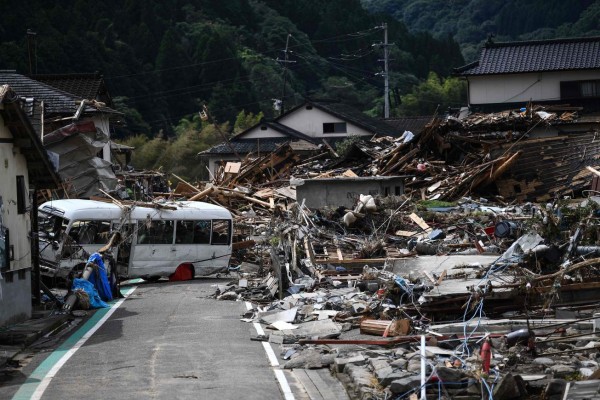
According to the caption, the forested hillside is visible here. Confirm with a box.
[0,0,464,140]
[361,0,600,61]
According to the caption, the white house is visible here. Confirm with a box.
[200,100,403,176]
[0,85,60,327]
[455,36,600,112]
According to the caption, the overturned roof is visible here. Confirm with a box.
[456,36,600,76]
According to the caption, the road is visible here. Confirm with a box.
[4,279,291,400]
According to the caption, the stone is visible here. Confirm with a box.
[380,371,413,387]
[394,347,409,357]
[533,357,555,366]
[435,366,469,383]
[390,358,407,369]
[344,364,376,388]
[389,376,421,394]
[334,354,366,373]
[369,358,393,383]
[492,373,527,400]
[407,360,421,373]
[579,367,594,378]
[283,348,335,369]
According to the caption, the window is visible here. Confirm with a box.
[137,220,175,244]
[16,176,26,214]
[323,122,347,134]
[560,80,600,99]
[68,220,111,245]
[193,220,211,244]
[175,220,211,244]
[211,219,231,245]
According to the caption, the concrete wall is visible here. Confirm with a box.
[0,268,32,325]
[0,113,33,327]
[468,70,600,105]
[296,176,404,209]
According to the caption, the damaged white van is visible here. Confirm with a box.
[38,199,233,280]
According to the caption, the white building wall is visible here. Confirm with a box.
[278,107,373,138]
[468,70,600,105]
[243,126,287,139]
[0,114,33,326]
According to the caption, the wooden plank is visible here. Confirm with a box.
[409,213,432,232]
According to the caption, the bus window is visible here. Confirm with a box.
[193,220,211,244]
[175,221,195,244]
[137,220,175,244]
[211,219,231,245]
[69,220,111,244]
[38,212,68,240]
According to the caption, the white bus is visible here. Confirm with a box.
[38,199,233,280]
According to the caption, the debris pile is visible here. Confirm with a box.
[118,104,600,399]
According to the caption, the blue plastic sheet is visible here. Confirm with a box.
[72,278,108,309]
[87,253,113,302]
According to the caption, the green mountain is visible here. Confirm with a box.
[0,0,464,138]
[361,0,600,62]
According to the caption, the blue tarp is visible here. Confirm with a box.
[72,278,108,309]
[87,253,113,302]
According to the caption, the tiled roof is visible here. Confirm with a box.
[0,71,119,116]
[456,36,600,76]
[201,138,316,155]
[384,116,433,134]
[31,72,113,107]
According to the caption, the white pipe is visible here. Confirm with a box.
[421,334,427,400]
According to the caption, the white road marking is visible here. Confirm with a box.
[246,301,295,400]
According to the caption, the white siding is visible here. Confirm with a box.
[468,70,600,105]
[278,107,373,138]
[243,125,287,139]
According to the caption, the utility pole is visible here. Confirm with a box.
[374,24,392,118]
[277,34,295,116]
[383,23,390,119]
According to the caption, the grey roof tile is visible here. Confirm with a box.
[0,71,118,116]
[456,37,600,76]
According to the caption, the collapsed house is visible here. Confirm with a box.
[0,71,122,198]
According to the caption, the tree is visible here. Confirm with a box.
[397,72,467,116]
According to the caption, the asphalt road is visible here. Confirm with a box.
[6,279,286,400]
